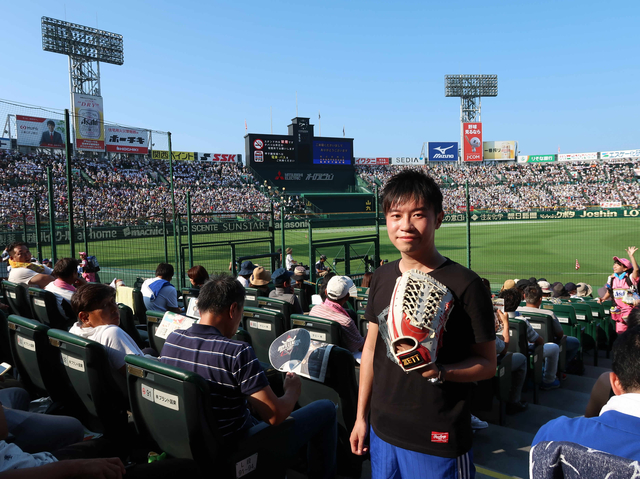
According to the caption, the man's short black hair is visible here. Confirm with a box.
[53,258,79,280]
[197,273,245,316]
[6,241,27,258]
[382,169,443,216]
[628,306,640,330]
[499,288,522,313]
[612,326,640,392]
[523,284,542,304]
[155,263,174,279]
[47,120,55,127]
[71,283,115,316]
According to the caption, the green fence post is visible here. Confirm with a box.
[280,204,285,268]
[83,211,89,255]
[65,109,75,258]
[168,132,179,278]
[22,214,28,246]
[186,191,193,271]
[269,203,276,272]
[177,213,183,289]
[465,180,471,270]
[308,218,313,284]
[162,208,169,264]
[47,166,57,263]
[375,184,380,269]
[34,195,42,261]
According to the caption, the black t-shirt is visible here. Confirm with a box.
[367,258,495,457]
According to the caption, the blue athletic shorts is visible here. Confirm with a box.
[370,426,475,479]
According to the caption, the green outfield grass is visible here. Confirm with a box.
[33,216,638,291]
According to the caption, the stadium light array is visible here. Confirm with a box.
[445,74,498,98]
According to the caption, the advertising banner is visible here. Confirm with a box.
[600,149,640,159]
[16,115,66,148]
[197,153,239,162]
[73,93,104,151]
[355,157,390,166]
[105,125,148,154]
[392,157,425,165]
[517,155,528,163]
[528,155,555,163]
[151,150,196,161]
[428,142,458,162]
[463,123,483,161]
[601,201,622,208]
[0,138,11,150]
[558,152,597,162]
[483,141,515,160]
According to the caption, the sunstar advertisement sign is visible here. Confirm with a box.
[463,123,483,162]
[428,142,458,162]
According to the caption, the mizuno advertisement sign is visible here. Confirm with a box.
[428,142,458,162]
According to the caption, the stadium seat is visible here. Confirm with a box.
[290,314,345,349]
[571,302,598,363]
[472,352,513,426]
[146,310,165,354]
[552,303,595,366]
[508,319,543,404]
[293,287,310,313]
[519,312,568,374]
[355,293,368,312]
[231,326,252,345]
[244,287,259,308]
[28,287,74,330]
[243,306,286,363]
[257,296,292,329]
[584,300,614,357]
[2,281,33,319]
[47,328,129,437]
[124,354,293,477]
[132,288,147,325]
[118,304,147,349]
[356,310,368,337]
[0,310,13,367]
[181,287,199,312]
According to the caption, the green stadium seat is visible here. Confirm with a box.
[356,310,368,337]
[519,312,568,374]
[0,311,12,367]
[290,314,345,349]
[47,328,129,437]
[257,296,292,329]
[28,287,74,330]
[495,352,513,426]
[243,306,286,363]
[125,354,293,476]
[552,303,596,366]
[355,294,368,312]
[244,287,259,308]
[584,300,614,357]
[181,287,199,312]
[231,326,252,345]
[118,304,147,349]
[146,310,165,354]
[132,288,147,325]
[2,281,33,319]
[508,319,543,404]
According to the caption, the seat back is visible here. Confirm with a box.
[47,328,128,435]
[0,310,12,366]
[2,281,33,319]
[146,310,166,354]
[244,288,259,308]
[356,310,369,338]
[520,312,568,372]
[28,288,73,330]
[257,296,292,329]
[132,288,147,325]
[181,288,200,312]
[7,314,51,397]
[243,306,286,363]
[507,319,529,355]
[290,314,344,348]
[115,286,135,311]
[118,304,145,349]
[355,294,368,311]
[125,355,292,476]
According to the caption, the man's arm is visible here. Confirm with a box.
[247,372,300,426]
[421,340,497,382]
[28,273,54,289]
[350,322,377,455]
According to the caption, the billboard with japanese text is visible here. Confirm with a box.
[151,150,196,161]
[73,93,104,151]
[483,141,515,160]
[600,149,640,159]
[105,125,148,154]
[428,142,458,162]
[16,115,66,148]
[558,152,598,162]
[463,123,483,161]
[355,157,390,166]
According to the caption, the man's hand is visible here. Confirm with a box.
[283,372,301,396]
[64,457,126,478]
[420,362,439,380]
[349,417,369,455]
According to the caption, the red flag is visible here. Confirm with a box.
[575,259,580,270]
[244,120,247,131]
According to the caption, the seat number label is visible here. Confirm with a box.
[154,389,179,411]
[34,299,46,307]
[61,353,85,372]
[17,336,36,351]
[141,384,154,402]
[236,453,258,478]
[310,332,326,341]
[249,320,271,331]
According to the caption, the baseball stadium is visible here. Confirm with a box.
[1,4,640,479]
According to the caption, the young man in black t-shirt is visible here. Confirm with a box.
[350,169,496,478]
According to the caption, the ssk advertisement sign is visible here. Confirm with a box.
[463,123,483,162]
[428,142,458,162]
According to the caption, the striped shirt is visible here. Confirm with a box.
[159,324,269,438]
[310,299,364,352]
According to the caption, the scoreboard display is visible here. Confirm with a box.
[245,117,355,193]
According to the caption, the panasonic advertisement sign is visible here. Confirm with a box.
[428,142,458,162]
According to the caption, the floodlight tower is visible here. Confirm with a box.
[445,74,497,163]
[41,17,124,147]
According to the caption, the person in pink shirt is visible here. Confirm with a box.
[598,247,639,333]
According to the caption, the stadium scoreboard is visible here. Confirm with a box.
[245,117,355,192]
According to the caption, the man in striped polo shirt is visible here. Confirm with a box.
[160,273,337,479]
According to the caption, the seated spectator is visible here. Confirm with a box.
[576,282,593,298]
[361,272,373,294]
[44,258,85,320]
[69,283,145,396]
[6,242,54,288]
[269,268,303,314]
[142,263,181,313]
[553,283,570,300]
[500,279,516,292]
[533,326,640,460]
[292,266,313,313]
[518,284,581,370]
[315,255,331,277]
[538,280,552,298]
[249,266,271,297]
[564,282,581,300]
[309,276,364,353]
[236,261,255,288]
[496,288,528,414]
[159,274,337,477]
[187,265,209,289]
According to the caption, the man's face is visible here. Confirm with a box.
[386,199,443,257]
[81,296,120,328]
[47,123,55,133]
[11,245,31,263]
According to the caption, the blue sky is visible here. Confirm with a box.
[2,0,639,157]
